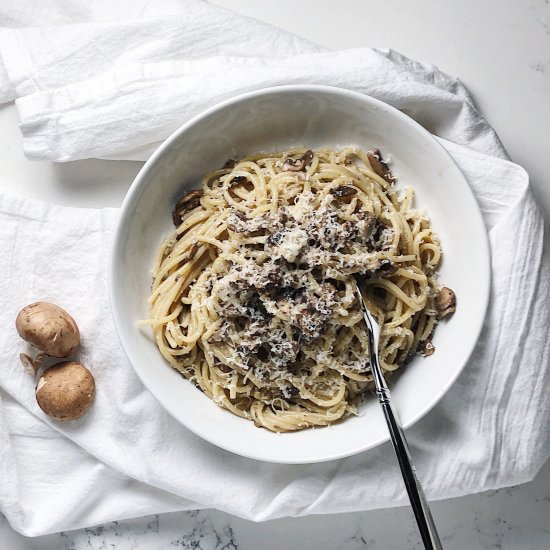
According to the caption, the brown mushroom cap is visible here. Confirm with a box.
[330,185,358,198]
[282,150,314,172]
[36,361,95,421]
[367,149,396,184]
[16,302,80,358]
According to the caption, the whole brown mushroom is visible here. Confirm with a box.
[16,302,80,358]
[35,361,95,421]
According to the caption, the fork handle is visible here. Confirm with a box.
[379,396,443,550]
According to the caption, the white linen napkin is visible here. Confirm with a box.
[1,0,549,538]
[0,2,501,162]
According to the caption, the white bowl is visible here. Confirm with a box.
[110,85,490,464]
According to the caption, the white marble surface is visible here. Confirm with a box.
[1,0,549,548]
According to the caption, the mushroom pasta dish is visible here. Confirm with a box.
[144,147,456,432]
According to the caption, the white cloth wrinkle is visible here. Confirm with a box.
[0,6,322,100]
[0,0,548,538]
[6,48,503,162]
[0,6,501,162]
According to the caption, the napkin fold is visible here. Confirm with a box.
[0,0,549,538]
[0,3,501,162]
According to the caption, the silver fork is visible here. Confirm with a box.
[354,282,443,550]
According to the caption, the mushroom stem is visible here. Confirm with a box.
[20,353,40,376]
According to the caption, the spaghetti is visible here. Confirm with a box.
[144,147,454,432]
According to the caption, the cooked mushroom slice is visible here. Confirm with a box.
[187,242,200,260]
[172,189,203,226]
[330,185,358,198]
[421,341,435,357]
[435,287,456,318]
[367,149,395,184]
[369,218,392,250]
[229,175,248,187]
[282,150,314,172]
[282,159,301,171]
[223,158,237,169]
[372,259,398,277]
[227,211,250,233]
[301,149,314,165]
[378,259,396,273]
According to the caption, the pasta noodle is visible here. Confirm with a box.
[144,147,452,432]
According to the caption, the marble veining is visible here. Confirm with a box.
[164,515,238,549]
[532,61,550,73]
[54,512,240,550]
[2,459,549,549]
